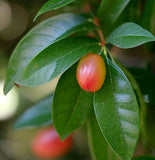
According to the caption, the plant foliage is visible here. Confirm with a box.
[4,0,155,160]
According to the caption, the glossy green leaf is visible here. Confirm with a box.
[116,62,148,148]
[128,67,155,105]
[87,113,121,160]
[34,0,74,21]
[98,0,130,25]
[106,22,155,49]
[114,60,146,111]
[14,96,53,129]
[94,56,140,160]
[53,64,94,140]
[133,156,155,160]
[4,13,95,95]
[15,37,100,87]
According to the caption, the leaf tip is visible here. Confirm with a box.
[33,15,38,22]
[33,7,44,22]
[3,84,10,95]
[53,126,69,141]
[3,80,14,95]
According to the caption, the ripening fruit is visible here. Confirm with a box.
[76,53,106,92]
[31,127,73,159]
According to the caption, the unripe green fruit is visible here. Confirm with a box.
[31,127,73,159]
[76,53,106,92]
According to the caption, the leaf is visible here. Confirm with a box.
[116,62,148,148]
[115,62,146,110]
[14,96,53,129]
[133,156,155,160]
[98,0,130,26]
[34,0,74,21]
[106,22,155,49]
[94,56,140,160]
[4,13,95,95]
[53,63,94,140]
[87,112,121,160]
[15,37,100,87]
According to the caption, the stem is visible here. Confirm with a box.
[97,29,105,46]
[103,47,115,62]
[103,46,107,56]
[93,17,106,46]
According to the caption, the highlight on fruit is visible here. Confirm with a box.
[31,127,73,159]
[76,53,106,92]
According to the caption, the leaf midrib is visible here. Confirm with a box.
[5,15,89,93]
[6,32,68,92]
[106,57,127,159]
[106,35,155,40]
[61,89,82,135]
[18,43,98,83]
[44,0,68,10]
[18,21,93,69]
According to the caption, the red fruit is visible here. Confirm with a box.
[76,53,106,92]
[31,127,73,159]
